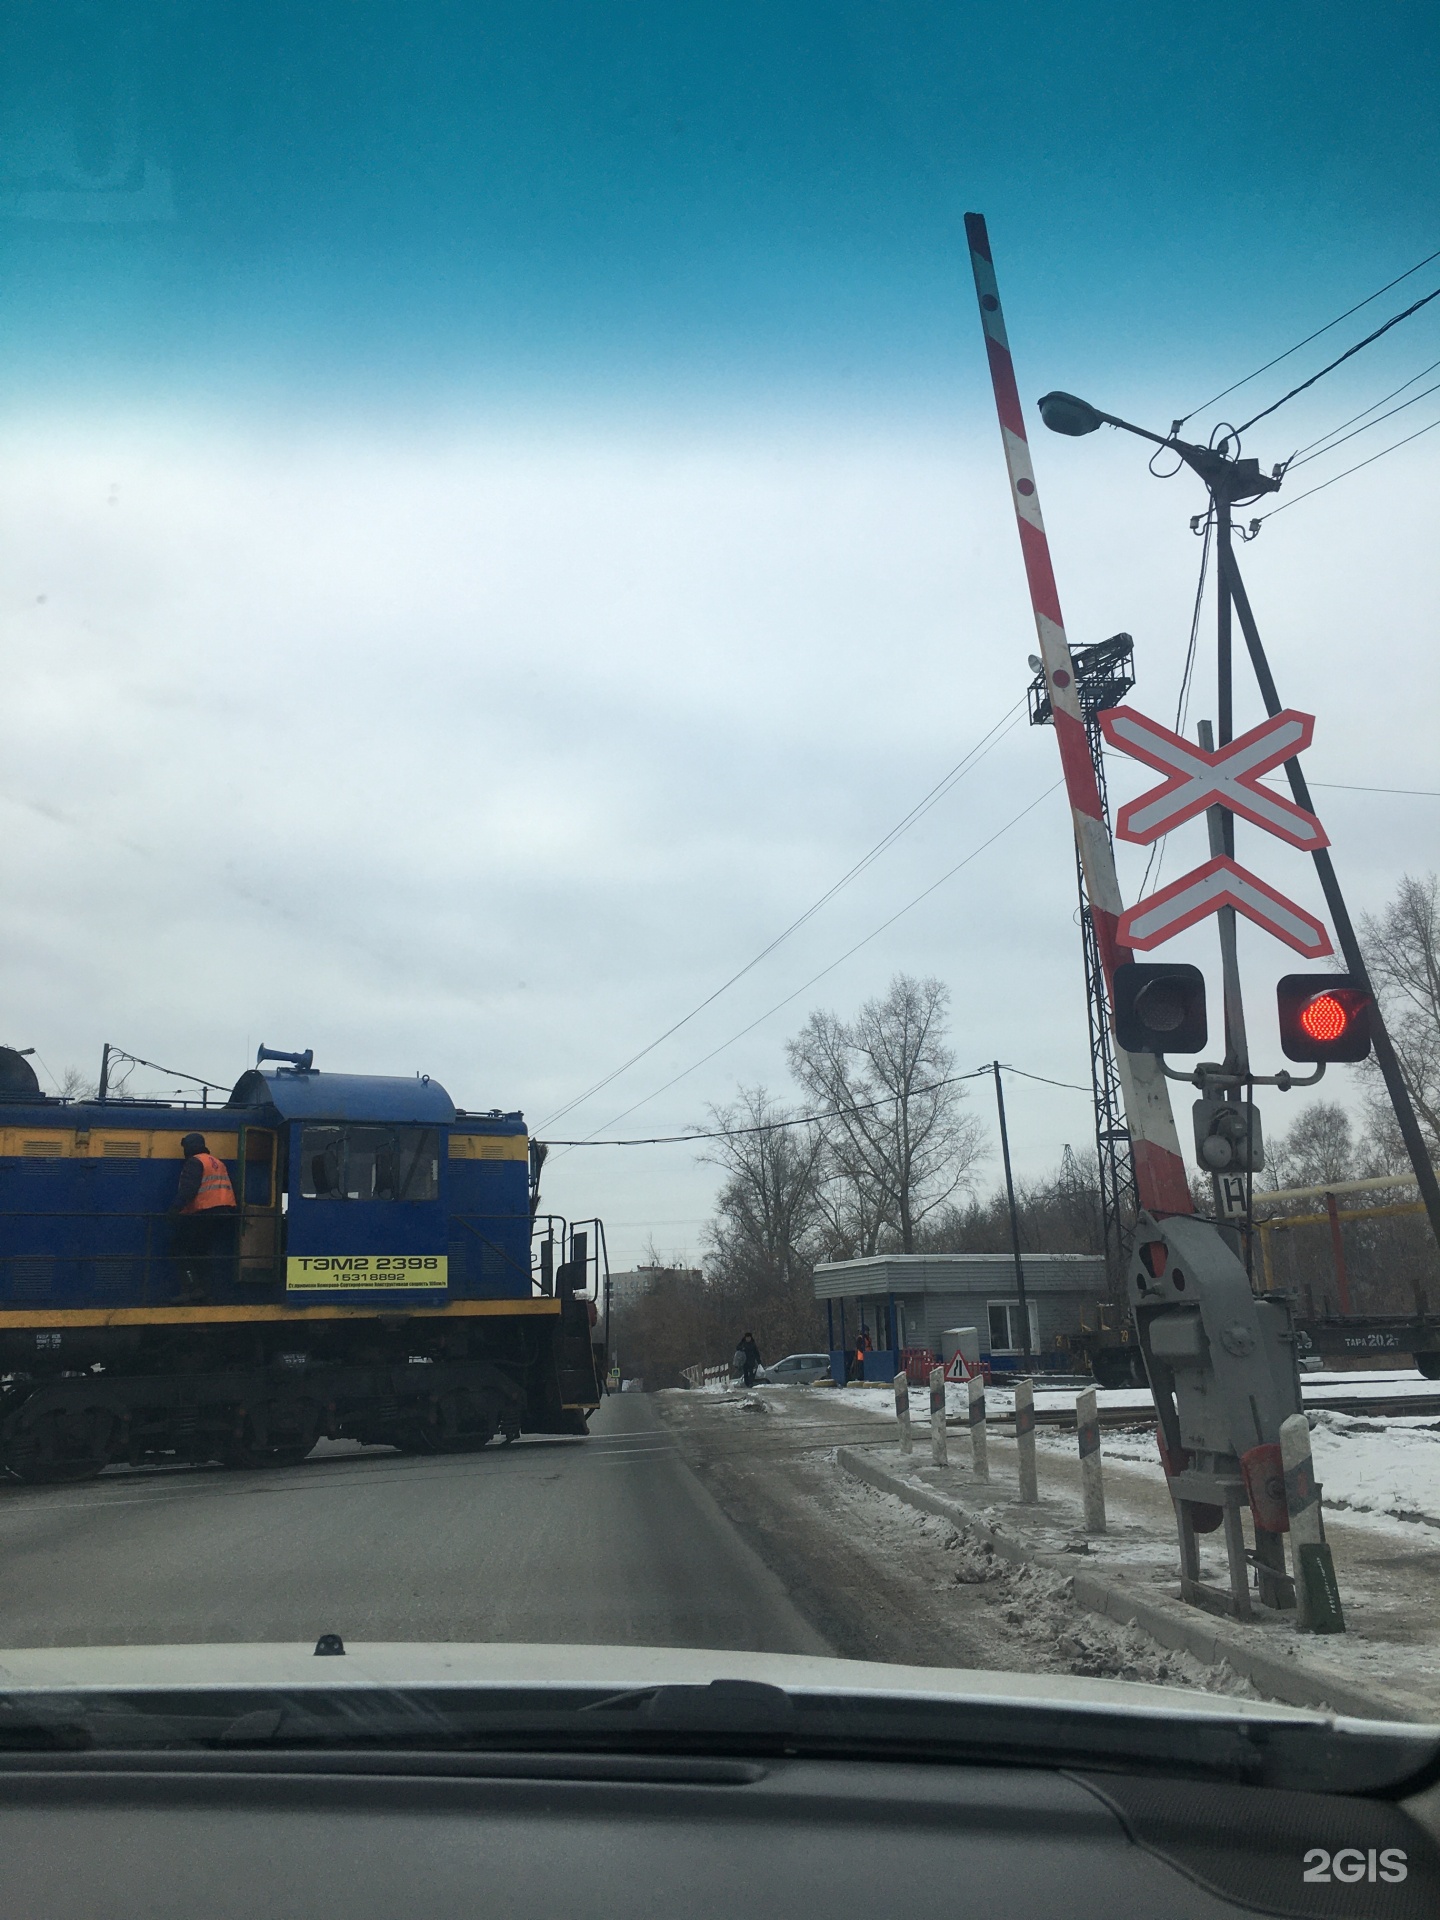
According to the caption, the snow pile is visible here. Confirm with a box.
[858,1485,1259,1698]
[1305,1412,1440,1529]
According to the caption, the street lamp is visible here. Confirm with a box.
[1036,391,1280,503]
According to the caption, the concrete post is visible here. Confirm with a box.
[1076,1386,1106,1533]
[1281,1411,1345,1633]
[1015,1377,1038,1505]
[967,1373,988,1480]
[929,1366,948,1468]
[894,1371,912,1454]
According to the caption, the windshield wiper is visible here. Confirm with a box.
[0,1687,1433,1797]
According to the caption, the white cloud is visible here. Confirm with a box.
[1,404,1435,1267]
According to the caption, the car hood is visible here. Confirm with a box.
[0,1641,1352,1724]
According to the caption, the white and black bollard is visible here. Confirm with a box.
[1076,1386,1106,1533]
[895,1370,912,1455]
[968,1373,988,1481]
[1015,1378,1038,1505]
[929,1366,948,1468]
[1281,1411,1345,1633]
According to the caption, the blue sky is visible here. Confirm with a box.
[4,3,1437,406]
[2,4,1437,1264]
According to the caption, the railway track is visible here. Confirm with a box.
[981,1392,1440,1430]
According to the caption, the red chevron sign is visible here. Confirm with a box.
[1118,856,1333,959]
[1099,706,1329,852]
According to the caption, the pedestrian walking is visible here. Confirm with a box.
[740,1332,762,1388]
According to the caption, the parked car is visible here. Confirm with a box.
[757,1353,832,1385]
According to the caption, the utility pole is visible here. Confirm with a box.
[1218,544,1440,1250]
[992,1063,1032,1360]
[1029,375,1440,1257]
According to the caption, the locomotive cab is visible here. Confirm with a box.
[226,1063,454,1299]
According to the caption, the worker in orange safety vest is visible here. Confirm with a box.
[170,1133,238,1302]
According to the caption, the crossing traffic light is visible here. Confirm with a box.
[1276,974,1373,1063]
[1112,962,1207,1054]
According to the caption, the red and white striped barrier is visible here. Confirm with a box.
[965,213,1192,1220]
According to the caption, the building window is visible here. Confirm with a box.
[987,1300,1039,1352]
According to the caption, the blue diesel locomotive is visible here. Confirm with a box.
[0,1044,605,1480]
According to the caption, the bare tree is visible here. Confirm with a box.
[786,973,987,1254]
[58,1065,96,1101]
[1265,1101,1356,1192]
[920,1145,1104,1256]
[700,1086,825,1291]
[1360,872,1440,1156]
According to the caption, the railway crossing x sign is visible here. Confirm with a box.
[1119,855,1332,959]
[1099,707,1329,851]
[1102,705,1334,959]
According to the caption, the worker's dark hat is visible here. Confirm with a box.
[180,1132,207,1155]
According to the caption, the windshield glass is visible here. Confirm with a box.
[299,1126,439,1202]
[0,0,1437,1787]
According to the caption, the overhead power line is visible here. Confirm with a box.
[1174,241,1440,427]
[1249,411,1440,527]
[1311,781,1440,798]
[1288,374,1440,469]
[1000,1065,1093,1095]
[544,1058,1089,1147]
[1287,355,1440,462]
[543,1066,994,1146]
[549,779,1065,1154]
[1234,284,1440,437]
[538,696,1027,1130]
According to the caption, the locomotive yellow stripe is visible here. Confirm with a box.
[0,1299,563,1329]
[1,1130,242,1160]
[4,1128,527,1160]
[448,1134,528,1160]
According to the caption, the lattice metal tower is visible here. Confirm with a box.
[1028,633,1139,1293]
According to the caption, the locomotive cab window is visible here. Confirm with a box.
[299,1126,440,1203]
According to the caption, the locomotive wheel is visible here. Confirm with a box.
[7,1406,114,1484]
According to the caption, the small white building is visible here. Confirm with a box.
[813,1251,1108,1367]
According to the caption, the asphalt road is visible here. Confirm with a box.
[0,1395,829,1652]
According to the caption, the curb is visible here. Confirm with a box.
[835,1446,1425,1724]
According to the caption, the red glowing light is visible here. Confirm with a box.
[1299,993,1349,1043]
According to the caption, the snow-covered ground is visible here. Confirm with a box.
[694,1381,1440,1712]
[768,1374,1440,1534]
